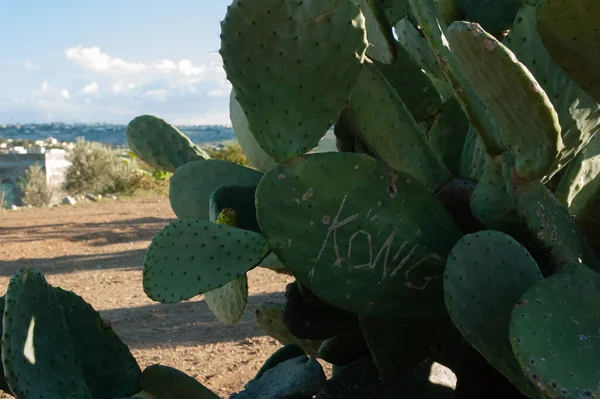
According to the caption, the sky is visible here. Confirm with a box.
[0,0,234,125]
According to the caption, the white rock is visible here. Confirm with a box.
[62,196,77,205]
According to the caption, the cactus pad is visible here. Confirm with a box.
[169,159,263,220]
[536,0,600,104]
[342,62,453,193]
[254,303,322,357]
[317,328,369,366]
[142,219,269,303]
[457,0,520,37]
[2,269,93,399]
[446,21,563,181]
[231,355,326,399]
[126,115,210,172]
[444,230,543,397]
[253,344,306,382]
[509,262,600,399]
[209,186,260,234]
[256,152,463,318]
[229,90,278,173]
[358,0,397,64]
[219,0,369,162]
[139,364,220,399]
[54,287,142,399]
[505,4,600,182]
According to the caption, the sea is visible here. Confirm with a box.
[0,123,236,147]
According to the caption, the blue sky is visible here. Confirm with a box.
[0,0,234,125]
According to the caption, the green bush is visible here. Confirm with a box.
[206,143,250,166]
[16,164,53,207]
[63,138,140,195]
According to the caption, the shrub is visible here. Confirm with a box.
[206,143,249,166]
[16,164,53,207]
[63,138,140,195]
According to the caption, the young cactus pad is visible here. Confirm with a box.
[142,219,269,303]
[2,269,93,399]
[203,208,250,325]
[445,21,563,181]
[219,0,369,162]
[255,152,463,318]
[509,262,600,399]
[168,159,263,220]
[126,115,210,173]
[444,230,543,397]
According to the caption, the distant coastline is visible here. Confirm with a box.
[0,123,236,148]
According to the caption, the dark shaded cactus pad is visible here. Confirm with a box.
[54,288,142,399]
[209,185,261,234]
[126,115,210,173]
[457,0,520,37]
[139,364,220,399]
[282,281,358,340]
[254,303,322,357]
[317,328,369,366]
[253,344,306,382]
[169,159,263,220]
[444,230,543,397]
[2,269,93,399]
[142,219,269,303]
[445,21,563,181]
[231,355,326,399]
[219,0,369,162]
[256,152,463,318]
[510,262,600,399]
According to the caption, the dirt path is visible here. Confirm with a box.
[0,197,296,397]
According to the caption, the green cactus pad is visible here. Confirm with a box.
[0,297,10,396]
[254,303,322,357]
[256,152,463,318]
[457,0,520,37]
[139,364,220,399]
[409,0,504,156]
[426,98,470,176]
[433,0,463,25]
[142,219,269,303]
[536,0,600,104]
[317,328,369,366]
[393,17,446,86]
[445,21,563,181]
[509,262,600,399]
[342,62,453,193]
[508,176,600,272]
[126,115,210,173]
[374,42,444,123]
[229,90,278,173]
[357,0,397,64]
[2,269,93,399]
[53,288,142,399]
[375,0,410,26]
[209,185,260,234]
[169,159,263,220]
[444,230,543,397]
[459,126,488,181]
[231,356,326,399]
[219,0,369,162]
[253,344,306,382]
[470,155,523,233]
[282,282,358,340]
[204,274,248,325]
[434,178,485,234]
[504,4,600,182]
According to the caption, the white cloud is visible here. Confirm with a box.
[40,81,49,92]
[60,89,70,100]
[23,61,40,70]
[143,89,168,102]
[83,80,99,94]
[65,46,146,74]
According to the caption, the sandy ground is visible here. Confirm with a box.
[0,196,296,397]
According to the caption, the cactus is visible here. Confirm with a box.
[9,0,600,397]
[126,115,210,172]
[139,365,220,399]
[510,262,600,399]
